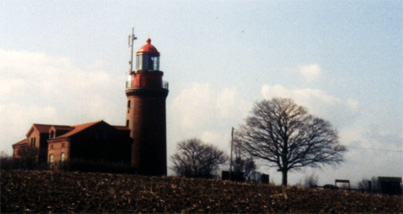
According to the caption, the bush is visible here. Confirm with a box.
[304,174,319,188]
[61,159,135,174]
[0,151,134,174]
[0,149,50,170]
[171,138,227,178]
[0,154,17,170]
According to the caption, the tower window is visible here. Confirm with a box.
[151,56,159,70]
[128,100,131,113]
[136,55,141,70]
[126,120,129,127]
[50,131,55,139]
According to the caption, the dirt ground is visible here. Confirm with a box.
[1,170,402,213]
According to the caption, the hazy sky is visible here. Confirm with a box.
[1,0,402,186]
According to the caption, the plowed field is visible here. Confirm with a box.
[1,170,402,213]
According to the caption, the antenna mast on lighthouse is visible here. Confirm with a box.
[128,27,137,73]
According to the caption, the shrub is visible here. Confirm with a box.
[0,153,17,170]
[61,159,135,174]
[304,174,319,188]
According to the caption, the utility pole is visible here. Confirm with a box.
[229,127,234,180]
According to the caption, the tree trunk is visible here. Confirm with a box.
[282,169,288,186]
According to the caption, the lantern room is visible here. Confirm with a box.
[136,38,160,71]
[126,38,167,89]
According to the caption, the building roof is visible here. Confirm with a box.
[22,120,128,143]
[136,38,160,55]
[12,139,27,147]
[378,177,402,182]
[26,123,79,137]
[54,120,103,139]
[26,124,75,137]
[26,124,52,137]
[114,125,130,131]
[51,125,74,131]
[26,124,53,136]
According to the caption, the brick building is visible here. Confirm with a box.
[13,121,132,168]
[12,36,168,175]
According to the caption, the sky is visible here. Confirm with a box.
[0,0,402,186]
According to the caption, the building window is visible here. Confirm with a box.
[127,100,131,113]
[151,56,159,71]
[136,55,142,70]
[49,154,54,169]
[61,143,65,148]
[61,153,65,167]
[126,120,129,127]
[31,138,36,147]
[50,131,55,139]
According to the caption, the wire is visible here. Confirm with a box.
[347,146,403,153]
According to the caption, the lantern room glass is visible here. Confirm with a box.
[136,54,159,71]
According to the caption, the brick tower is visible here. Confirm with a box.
[126,37,168,176]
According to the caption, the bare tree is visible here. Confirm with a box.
[233,157,256,178]
[237,98,346,186]
[232,139,257,178]
[357,176,380,193]
[16,146,40,169]
[171,138,228,178]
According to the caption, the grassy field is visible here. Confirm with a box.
[1,170,402,213]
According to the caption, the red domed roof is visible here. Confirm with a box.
[136,38,160,55]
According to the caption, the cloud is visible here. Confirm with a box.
[261,84,361,128]
[168,82,251,153]
[0,48,125,154]
[297,64,322,82]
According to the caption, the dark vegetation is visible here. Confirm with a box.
[357,176,382,193]
[60,159,135,174]
[1,148,49,170]
[171,138,227,178]
[2,170,402,213]
[1,151,133,174]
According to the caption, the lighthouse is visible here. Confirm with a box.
[126,36,168,176]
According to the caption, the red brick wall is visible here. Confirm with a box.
[26,130,40,150]
[126,86,168,176]
[48,140,69,167]
[130,72,162,88]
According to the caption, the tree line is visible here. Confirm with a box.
[171,98,346,185]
